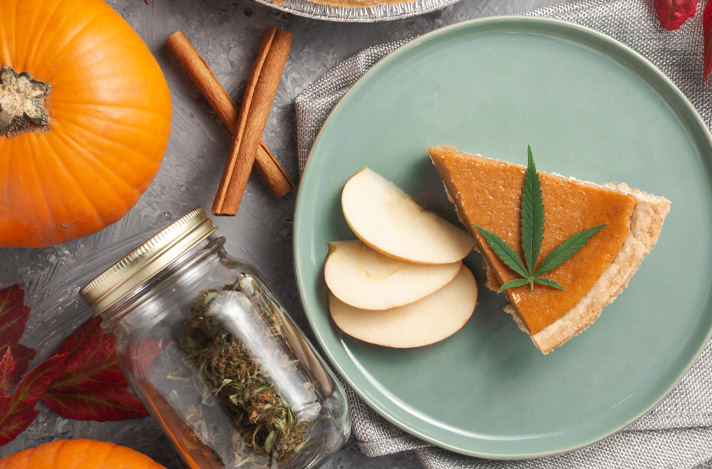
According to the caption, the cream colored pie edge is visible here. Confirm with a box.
[509,185,669,353]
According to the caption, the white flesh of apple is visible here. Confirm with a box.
[324,240,462,310]
[329,265,477,348]
[341,168,475,265]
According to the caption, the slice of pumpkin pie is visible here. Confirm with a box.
[428,146,670,354]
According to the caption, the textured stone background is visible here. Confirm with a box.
[0,0,571,466]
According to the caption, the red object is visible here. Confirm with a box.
[0,285,32,347]
[0,438,166,468]
[5,345,37,388]
[41,385,148,421]
[654,0,698,30]
[0,353,67,445]
[0,349,14,394]
[704,0,712,80]
[0,287,149,445]
[50,318,127,389]
[0,285,38,389]
[41,318,148,421]
[131,338,163,373]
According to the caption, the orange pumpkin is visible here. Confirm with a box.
[0,0,172,247]
[0,439,167,468]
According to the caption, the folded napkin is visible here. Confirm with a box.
[295,1,712,467]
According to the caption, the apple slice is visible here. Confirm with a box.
[342,168,475,264]
[324,240,462,310]
[329,265,477,348]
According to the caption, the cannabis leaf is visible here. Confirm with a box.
[473,146,606,291]
[521,145,545,276]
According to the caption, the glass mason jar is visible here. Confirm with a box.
[80,208,350,469]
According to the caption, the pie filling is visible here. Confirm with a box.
[428,146,670,354]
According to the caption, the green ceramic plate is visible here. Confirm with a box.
[293,17,712,458]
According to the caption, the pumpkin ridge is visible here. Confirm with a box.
[35,132,115,228]
[47,37,150,83]
[21,137,55,228]
[54,106,172,145]
[0,3,9,62]
[57,117,164,168]
[8,0,17,63]
[49,10,138,77]
[47,20,103,72]
[34,1,108,71]
[0,138,11,207]
[31,137,96,239]
[49,100,175,119]
[46,438,66,461]
[18,0,64,72]
[15,0,81,75]
[48,126,141,213]
[13,0,39,72]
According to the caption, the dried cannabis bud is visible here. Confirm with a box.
[175,274,317,468]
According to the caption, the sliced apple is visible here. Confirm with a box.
[329,265,478,348]
[324,240,462,311]
[341,168,475,264]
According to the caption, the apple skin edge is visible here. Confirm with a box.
[328,265,478,348]
[324,239,462,311]
[341,168,474,265]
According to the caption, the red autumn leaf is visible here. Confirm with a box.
[41,317,147,421]
[0,285,38,389]
[4,344,37,389]
[0,284,32,348]
[41,385,147,421]
[130,338,163,373]
[655,0,699,30]
[704,0,712,80]
[0,348,14,395]
[49,317,127,391]
[0,353,67,446]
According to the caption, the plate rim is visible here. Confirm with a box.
[293,15,712,459]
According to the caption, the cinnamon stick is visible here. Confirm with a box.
[166,31,294,198]
[211,28,293,216]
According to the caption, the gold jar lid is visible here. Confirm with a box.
[80,207,217,315]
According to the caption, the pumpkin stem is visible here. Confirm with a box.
[0,66,51,137]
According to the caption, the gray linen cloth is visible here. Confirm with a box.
[295,1,712,467]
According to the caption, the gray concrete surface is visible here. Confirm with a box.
[0,0,570,466]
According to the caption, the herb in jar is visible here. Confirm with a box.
[175,274,319,467]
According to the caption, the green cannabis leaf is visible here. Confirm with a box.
[473,145,606,291]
